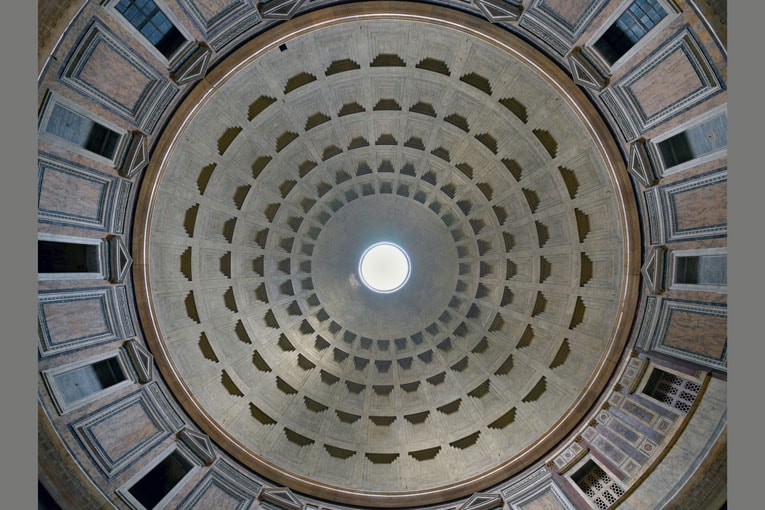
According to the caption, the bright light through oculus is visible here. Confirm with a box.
[358,242,411,293]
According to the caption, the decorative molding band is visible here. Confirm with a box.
[633,296,660,352]
[643,188,664,245]
[551,440,590,475]
[145,381,186,431]
[111,178,133,235]
[600,88,639,142]
[114,285,137,338]
[501,465,551,499]
[627,358,650,394]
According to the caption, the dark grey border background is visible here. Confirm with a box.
[729,2,757,509]
[23,2,749,509]
[8,0,37,507]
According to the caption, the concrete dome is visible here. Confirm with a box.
[137,11,637,503]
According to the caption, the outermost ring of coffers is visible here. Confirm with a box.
[131,2,642,507]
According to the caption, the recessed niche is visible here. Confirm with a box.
[325,445,356,459]
[404,411,429,424]
[460,72,492,95]
[416,57,450,75]
[263,310,279,329]
[220,370,244,397]
[488,407,516,429]
[252,350,271,372]
[325,59,360,76]
[409,102,436,117]
[521,376,547,403]
[284,428,314,446]
[365,453,399,464]
[283,72,317,94]
[303,396,327,413]
[409,447,441,461]
[252,156,272,179]
[444,113,469,132]
[449,431,480,449]
[276,377,297,395]
[370,53,406,67]
[369,415,395,426]
[248,96,277,121]
[319,369,339,385]
[217,127,242,155]
[250,403,277,425]
[494,355,514,376]
[335,410,360,423]
[373,99,401,111]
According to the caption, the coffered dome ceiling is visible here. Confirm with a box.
[134,6,639,505]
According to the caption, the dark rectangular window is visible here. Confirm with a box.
[116,0,187,59]
[54,357,126,405]
[571,459,625,509]
[128,450,194,509]
[594,0,667,65]
[38,241,101,274]
[643,368,701,413]
[658,114,727,168]
[46,104,120,159]
[675,254,727,285]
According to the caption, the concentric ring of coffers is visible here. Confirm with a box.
[136,3,639,506]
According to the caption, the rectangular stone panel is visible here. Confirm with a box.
[607,417,643,447]
[669,180,727,233]
[604,28,723,135]
[620,398,657,427]
[60,19,177,132]
[72,391,174,476]
[38,288,120,356]
[659,168,727,242]
[38,157,117,230]
[628,48,704,120]
[649,299,727,370]
[591,434,627,467]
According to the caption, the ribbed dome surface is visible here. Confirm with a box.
[138,9,638,505]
